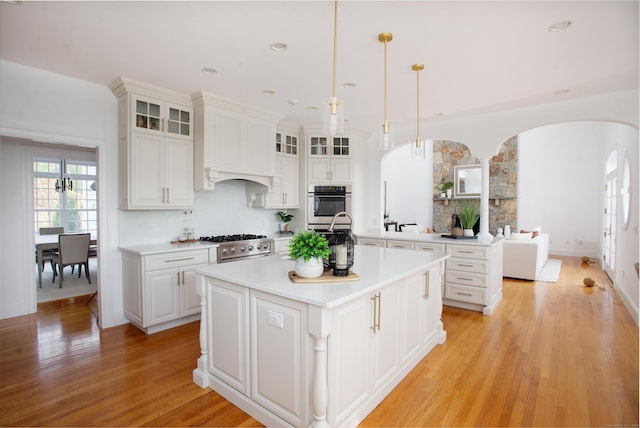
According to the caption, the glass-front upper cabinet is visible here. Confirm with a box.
[276,131,298,156]
[309,136,349,157]
[133,96,191,139]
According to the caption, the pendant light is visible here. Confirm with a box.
[323,0,344,136]
[378,32,393,150]
[411,64,426,160]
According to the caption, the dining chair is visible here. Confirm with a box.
[52,233,91,288]
[37,227,64,273]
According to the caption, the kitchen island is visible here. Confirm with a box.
[193,245,449,427]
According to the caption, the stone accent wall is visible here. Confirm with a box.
[432,137,518,234]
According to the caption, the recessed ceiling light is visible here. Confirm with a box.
[548,20,573,32]
[554,89,570,95]
[307,106,318,111]
[343,82,357,88]
[270,42,288,52]
[262,89,275,95]
[288,98,299,105]
[202,67,217,75]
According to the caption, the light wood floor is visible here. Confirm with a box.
[0,256,637,427]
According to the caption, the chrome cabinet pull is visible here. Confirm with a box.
[177,271,181,286]
[181,271,185,285]
[457,292,473,297]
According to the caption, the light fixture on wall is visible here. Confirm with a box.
[323,0,344,136]
[411,63,426,160]
[379,32,394,150]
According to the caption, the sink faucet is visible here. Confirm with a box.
[328,211,353,232]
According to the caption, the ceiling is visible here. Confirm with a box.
[1,1,638,135]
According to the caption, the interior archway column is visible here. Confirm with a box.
[477,157,493,243]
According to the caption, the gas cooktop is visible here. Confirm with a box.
[199,234,267,243]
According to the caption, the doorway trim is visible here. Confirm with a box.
[1,126,114,327]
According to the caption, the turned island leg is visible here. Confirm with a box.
[193,275,209,388]
[308,306,331,428]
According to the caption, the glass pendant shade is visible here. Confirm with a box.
[327,230,354,276]
[379,120,395,151]
[323,96,344,136]
[411,138,426,160]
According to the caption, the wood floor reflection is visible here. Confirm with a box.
[0,256,637,427]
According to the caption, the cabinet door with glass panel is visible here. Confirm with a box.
[132,95,192,141]
[308,135,351,183]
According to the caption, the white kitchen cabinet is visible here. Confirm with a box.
[386,239,415,250]
[192,91,284,190]
[253,129,300,209]
[402,265,443,364]
[121,248,208,334]
[329,267,438,426]
[444,242,503,315]
[273,236,292,255]
[356,237,386,248]
[207,278,250,396]
[250,291,308,426]
[307,135,352,183]
[110,77,194,210]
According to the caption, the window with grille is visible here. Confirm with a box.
[33,158,97,235]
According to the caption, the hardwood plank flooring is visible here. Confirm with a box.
[0,256,637,427]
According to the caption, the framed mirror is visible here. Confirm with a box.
[454,164,481,197]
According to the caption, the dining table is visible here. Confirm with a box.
[35,233,97,288]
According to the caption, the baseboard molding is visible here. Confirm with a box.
[549,249,599,259]
[613,282,639,326]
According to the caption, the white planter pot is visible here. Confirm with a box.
[463,229,475,237]
[294,257,324,278]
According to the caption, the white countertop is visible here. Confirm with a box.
[195,245,449,309]
[119,234,292,256]
[354,229,503,246]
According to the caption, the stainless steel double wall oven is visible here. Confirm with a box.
[307,184,352,233]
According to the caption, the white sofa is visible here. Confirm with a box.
[502,233,549,280]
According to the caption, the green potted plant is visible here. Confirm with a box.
[435,177,454,198]
[288,230,331,278]
[455,199,479,236]
[276,210,293,233]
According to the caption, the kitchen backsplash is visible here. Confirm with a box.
[118,180,300,245]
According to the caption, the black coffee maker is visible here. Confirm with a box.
[327,212,354,276]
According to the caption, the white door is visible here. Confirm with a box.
[603,172,617,279]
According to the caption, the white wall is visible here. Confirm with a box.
[380,143,432,228]
[518,122,604,257]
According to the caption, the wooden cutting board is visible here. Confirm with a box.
[288,270,360,283]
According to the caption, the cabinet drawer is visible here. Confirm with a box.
[146,249,210,271]
[357,238,386,248]
[446,244,489,260]
[414,242,445,253]
[446,257,488,274]
[386,240,415,250]
[445,270,487,288]
[445,283,486,305]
